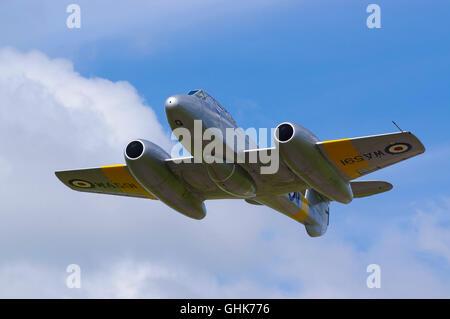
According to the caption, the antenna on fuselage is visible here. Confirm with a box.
[392,120,404,132]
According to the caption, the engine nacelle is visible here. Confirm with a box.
[206,162,256,198]
[274,122,353,204]
[124,139,206,219]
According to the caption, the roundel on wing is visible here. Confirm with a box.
[384,143,412,155]
[69,179,95,189]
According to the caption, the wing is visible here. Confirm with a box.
[55,164,156,199]
[317,131,425,180]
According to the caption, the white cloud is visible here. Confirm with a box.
[414,201,450,265]
[0,47,169,154]
[0,47,449,298]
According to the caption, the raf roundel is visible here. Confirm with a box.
[385,143,412,155]
[69,179,95,189]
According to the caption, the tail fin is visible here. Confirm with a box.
[304,189,330,237]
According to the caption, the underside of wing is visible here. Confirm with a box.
[317,131,425,180]
[55,165,157,199]
[165,150,308,199]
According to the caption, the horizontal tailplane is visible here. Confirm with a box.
[350,180,393,198]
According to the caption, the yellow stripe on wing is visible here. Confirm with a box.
[101,165,156,199]
[321,139,370,179]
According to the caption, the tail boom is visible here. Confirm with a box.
[255,189,330,237]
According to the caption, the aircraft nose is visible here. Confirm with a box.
[165,94,201,129]
[165,96,180,111]
[165,94,202,116]
[165,94,196,113]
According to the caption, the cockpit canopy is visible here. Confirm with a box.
[187,89,223,109]
[187,89,200,96]
[187,89,236,126]
[187,89,212,100]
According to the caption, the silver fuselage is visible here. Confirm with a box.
[164,91,309,197]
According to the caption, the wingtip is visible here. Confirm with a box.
[408,131,426,154]
[385,182,393,191]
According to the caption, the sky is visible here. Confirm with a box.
[0,0,449,298]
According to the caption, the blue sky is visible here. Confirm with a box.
[0,0,449,297]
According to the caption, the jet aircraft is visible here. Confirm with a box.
[56,89,425,237]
